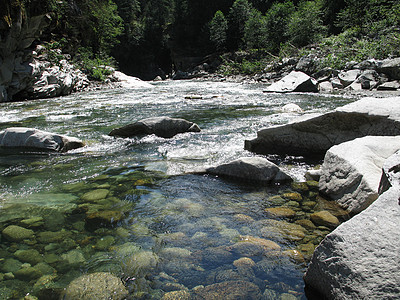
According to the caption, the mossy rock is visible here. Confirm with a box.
[265,207,296,219]
[282,192,303,201]
[291,182,309,192]
[81,189,110,202]
[2,225,34,241]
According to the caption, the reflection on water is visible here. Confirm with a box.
[0,81,354,299]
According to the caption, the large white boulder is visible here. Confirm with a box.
[205,157,292,184]
[318,136,400,214]
[304,171,400,299]
[264,71,319,93]
[109,116,201,138]
[0,127,84,152]
[245,97,400,157]
[112,71,154,89]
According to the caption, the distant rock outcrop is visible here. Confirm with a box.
[0,127,84,152]
[109,116,201,138]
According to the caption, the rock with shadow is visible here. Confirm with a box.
[204,157,292,185]
[109,116,201,138]
[0,127,84,152]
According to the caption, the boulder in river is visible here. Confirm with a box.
[319,135,400,214]
[245,96,400,157]
[264,71,319,93]
[109,116,201,138]
[0,127,84,152]
[304,155,400,299]
[205,157,292,184]
[112,71,154,89]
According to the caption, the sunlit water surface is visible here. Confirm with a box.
[0,81,355,299]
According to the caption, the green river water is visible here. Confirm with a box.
[0,81,355,299]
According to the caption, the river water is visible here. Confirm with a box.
[0,81,354,299]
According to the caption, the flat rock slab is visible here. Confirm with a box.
[109,116,201,138]
[304,184,400,299]
[264,71,319,93]
[205,157,292,184]
[319,136,400,214]
[245,97,400,157]
[0,127,84,152]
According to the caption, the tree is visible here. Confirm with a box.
[227,0,252,50]
[263,0,295,53]
[209,10,228,51]
[244,8,268,49]
[286,0,327,47]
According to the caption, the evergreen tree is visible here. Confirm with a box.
[286,0,326,47]
[209,10,228,51]
[264,0,295,53]
[244,9,268,49]
[227,0,252,50]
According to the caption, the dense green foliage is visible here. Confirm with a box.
[1,0,400,78]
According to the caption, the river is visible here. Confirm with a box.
[0,80,355,299]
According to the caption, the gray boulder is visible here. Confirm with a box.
[377,57,400,80]
[264,71,319,93]
[304,176,400,299]
[205,157,292,184]
[61,272,128,300]
[338,69,361,87]
[0,127,84,152]
[378,150,400,194]
[319,136,400,214]
[245,96,400,157]
[109,116,201,138]
[377,81,400,91]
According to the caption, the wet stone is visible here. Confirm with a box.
[14,249,43,265]
[265,207,297,219]
[85,210,125,228]
[1,258,22,273]
[295,219,316,230]
[81,189,110,202]
[310,210,340,228]
[291,182,309,192]
[38,230,72,243]
[267,195,287,206]
[95,235,115,250]
[232,214,255,223]
[193,280,262,299]
[282,192,303,201]
[61,272,128,300]
[2,225,34,241]
[14,266,42,280]
[161,290,191,300]
[20,217,44,228]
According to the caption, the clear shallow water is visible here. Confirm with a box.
[0,81,354,299]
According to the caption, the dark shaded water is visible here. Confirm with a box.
[0,81,354,299]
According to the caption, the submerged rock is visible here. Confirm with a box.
[62,272,128,300]
[109,116,201,138]
[205,157,292,184]
[0,127,84,152]
[245,96,400,157]
[310,211,339,228]
[319,136,400,214]
[2,225,34,241]
[193,280,262,299]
